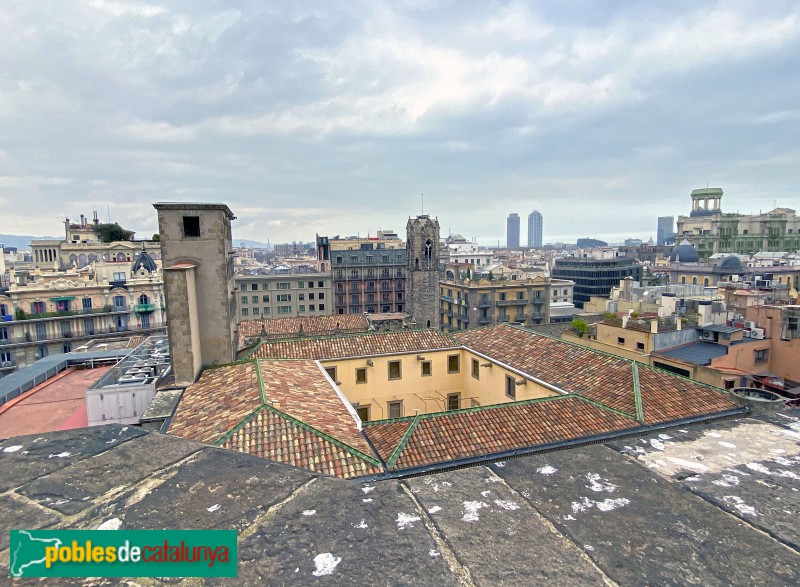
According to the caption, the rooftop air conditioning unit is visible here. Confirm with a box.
[701,330,715,341]
[745,321,756,329]
[1,361,12,368]
[750,328,765,340]
[743,329,752,338]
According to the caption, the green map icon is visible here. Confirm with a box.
[10,530,63,577]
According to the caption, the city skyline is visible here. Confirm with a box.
[1,2,799,245]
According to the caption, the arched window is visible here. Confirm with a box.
[681,276,686,284]
[138,294,150,305]
[692,277,698,285]
[116,253,126,262]
[703,278,709,287]
[424,239,433,268]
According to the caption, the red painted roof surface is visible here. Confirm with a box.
[0,367,109,438]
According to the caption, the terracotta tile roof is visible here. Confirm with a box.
[253,329,458,360]
[257,360,374,456]
[168,363,261,444]
[457,325,638,416]
[168,359,383,479]
[364,396,638,471]
[638,365,738,424]
[221,407,383,479]
[238,314,369,339]
[361,420,413,463]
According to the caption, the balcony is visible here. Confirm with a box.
[109,279,128,289]
[134,303,156,313]
[0,324,165,347]
[12,306,129,322]
[496,299,526,306]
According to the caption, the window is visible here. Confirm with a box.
[297,281,304,288]
[183,216,200,237]
[356,368,367,384]
[251,296,258,303]
[241,295,248,304]
[63,342,72,353]
[277,282,290,289]
[309,293,315,300]
[636,342,645,351]
[263,307,270,315]
[724,380,735,390]
[500,292,506,301]
[251,283,258,291]
[356,406,370,422]
[0,327,7,340]
[447,393,461,411]
[754,349,768,363]
[319,304,325,311]
[472,358,480,379]
[421,361,432,376]
[299,305,305,312]
[82,298,92,310]
[0,350,12,363]
[388,360,402,380]
[309,304,315,311]
[113,272,127,282]
[299,294,305,301]
[506,375,516,399]
[617,337,625,345]
[278,306,292,314]
[262,295,270,302]
[308,281,314,288]
[318,281,324,288]
[240,284,247,291]
[242,308,249,316]
[253,307,260,315]
[325,366,337,381]
[388,400,403,419]
[277,294,291,302]
[447,354,460,373]
[262,282,269,290]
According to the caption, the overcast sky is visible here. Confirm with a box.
[1,1,799,246]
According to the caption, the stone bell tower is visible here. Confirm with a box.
[406,215,440,329]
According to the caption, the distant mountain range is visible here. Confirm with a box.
[0,234,273,251]
[234,239,272,249]
[0,234,61,250]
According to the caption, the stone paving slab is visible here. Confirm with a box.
[0,494,60,552]
[17,433,206,515]
[491,445,800,587]
[225,476,459,587]
[90,447,316,534]
[0,425,147,492]
[405,465,609,586]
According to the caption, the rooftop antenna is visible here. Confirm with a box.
[107,205,110,223]
[421,193,424,215]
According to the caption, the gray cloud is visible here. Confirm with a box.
[1,0,799,244]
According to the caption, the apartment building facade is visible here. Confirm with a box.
[318,234,408,315]
[0,250,166,374]
[235,273,333,321]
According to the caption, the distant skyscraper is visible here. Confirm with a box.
[506,213,520,249]
[527,210,543,248]
[657,216,675,246]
